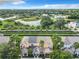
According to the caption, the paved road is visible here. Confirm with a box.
[21,58,50,59]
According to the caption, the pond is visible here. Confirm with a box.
[0,18,5,20]
[0,16,41,26]
[0,16,16,21]
[15,20,41,26]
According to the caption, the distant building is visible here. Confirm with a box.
[65,22,79,29]
[54,15,68,19]
[42,14,49,17]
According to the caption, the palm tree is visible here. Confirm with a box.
[73,42,79,57]
[40,40,45,59]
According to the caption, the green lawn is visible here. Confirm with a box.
[21,16,40,21]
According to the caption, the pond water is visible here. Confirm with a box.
[0,16,16,21]
[0,16,41,26]
[0,18,5,20]
[15,20,41,26]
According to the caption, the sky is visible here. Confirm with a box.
[0,0,79,9]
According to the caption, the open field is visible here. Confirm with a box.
[21,16,40,21]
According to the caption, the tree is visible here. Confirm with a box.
[73,42,79,57]
[8,34,21,59]
[1,45,9,59]
[1,34,23,59]
[40,40,44,48]
[68,14,79,19]
[50,50,60,59]
[41,15,53,29]
[0,21,3,29]
[51,35,64,50]
[60,51,73,59]
[40,40,45,59]
[54,19,66,29]
[28,48,33,57]
[73,42,79,50]
[50,35,73,59]
[0,21,2,25]
[50,50,73,59]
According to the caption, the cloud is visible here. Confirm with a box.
[13,4,78,9]
[26,4,79,9]
[12,0,25,5]
[0,0,25,5]
[40,4,79,9]
[0,4,79,9]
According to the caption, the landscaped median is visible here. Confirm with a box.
[0,30,78,36]
[21,58,50,59]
